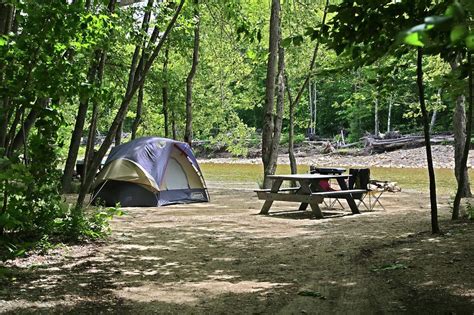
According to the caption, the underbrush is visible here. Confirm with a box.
[0,120,122,261]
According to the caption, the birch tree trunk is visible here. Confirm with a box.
[184,0,200,146]
[387,94,393,133]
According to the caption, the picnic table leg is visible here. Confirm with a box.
[310,203,324,219]
[336,177,360,215]
[259,178,283,215]
[299,203,308,211]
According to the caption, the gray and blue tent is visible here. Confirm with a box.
[92,137,209,207]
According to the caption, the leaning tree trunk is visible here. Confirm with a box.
[184,0,200,146]
[61,63,96,193]
[162,46,170,138]
[75,0,185,212]
[417,48,440,234]
[261,0,281,189]
[290,0,329,110]
[453,52,473,220]
[61,0,118,193]
[84,51,107,181]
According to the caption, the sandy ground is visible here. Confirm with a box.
[1,186,474,313]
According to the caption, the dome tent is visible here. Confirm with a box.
[91,137,209,207]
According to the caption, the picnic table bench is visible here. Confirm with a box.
[255,174,364,219]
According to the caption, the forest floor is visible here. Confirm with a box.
[1,146,474,314]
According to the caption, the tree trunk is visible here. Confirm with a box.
[430,110,437,133]
[291,0,329,110]
[417,48,440,234]
[162,46,169,138]
[374,98,379,137]
[131,83,143,140]
[450,61,471,199]
[75,0,185,212]
[0,3,14,149]
[184,0,200,146]
[9,98,49,154]
[172,110,177,140]
[286,75,297,179]
[261,0,281,189]
[270,28,285,174]
[61,0,118,193]
[84,51,107,182]
[387,94,393,133]
[453,95,471,198]
[453,52,473,219]
[61,70,94,193]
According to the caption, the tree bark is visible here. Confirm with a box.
[291,0,329,110]
[9,98,49,154]
[75,0,185,212]
[61,0,118,193]
[84,51,107,182]
[262,0,281,189]
[184,0,200,146]
[417,48,440,234]
[131,83,144,140]
[450,61,471,199]
[162,46,170,138]
[0,3,14,150]
[387,94,393,133]
[374,98,379,137]
[286,75,297,180]
[61,64,96,193]
[453,52,473,219]
[172,110,177,140]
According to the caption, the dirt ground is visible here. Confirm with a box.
[1,186,474,314]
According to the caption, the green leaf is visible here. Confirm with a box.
[292,35,304,46]
[466,34,474,51]
[445,2,465,21]
[403,32,424,47]
[0,36,7,46]
[282,37,293,48]
[450,24,467,43]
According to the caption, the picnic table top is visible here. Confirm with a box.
[267,174,349,180]
[311,167,346,175]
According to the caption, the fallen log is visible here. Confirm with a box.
[364,135,454,153]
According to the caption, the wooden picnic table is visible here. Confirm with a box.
[255,174,365,219]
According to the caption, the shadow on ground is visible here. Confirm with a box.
[1,189,473,314]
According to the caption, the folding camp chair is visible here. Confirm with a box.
[348,168,373,210]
